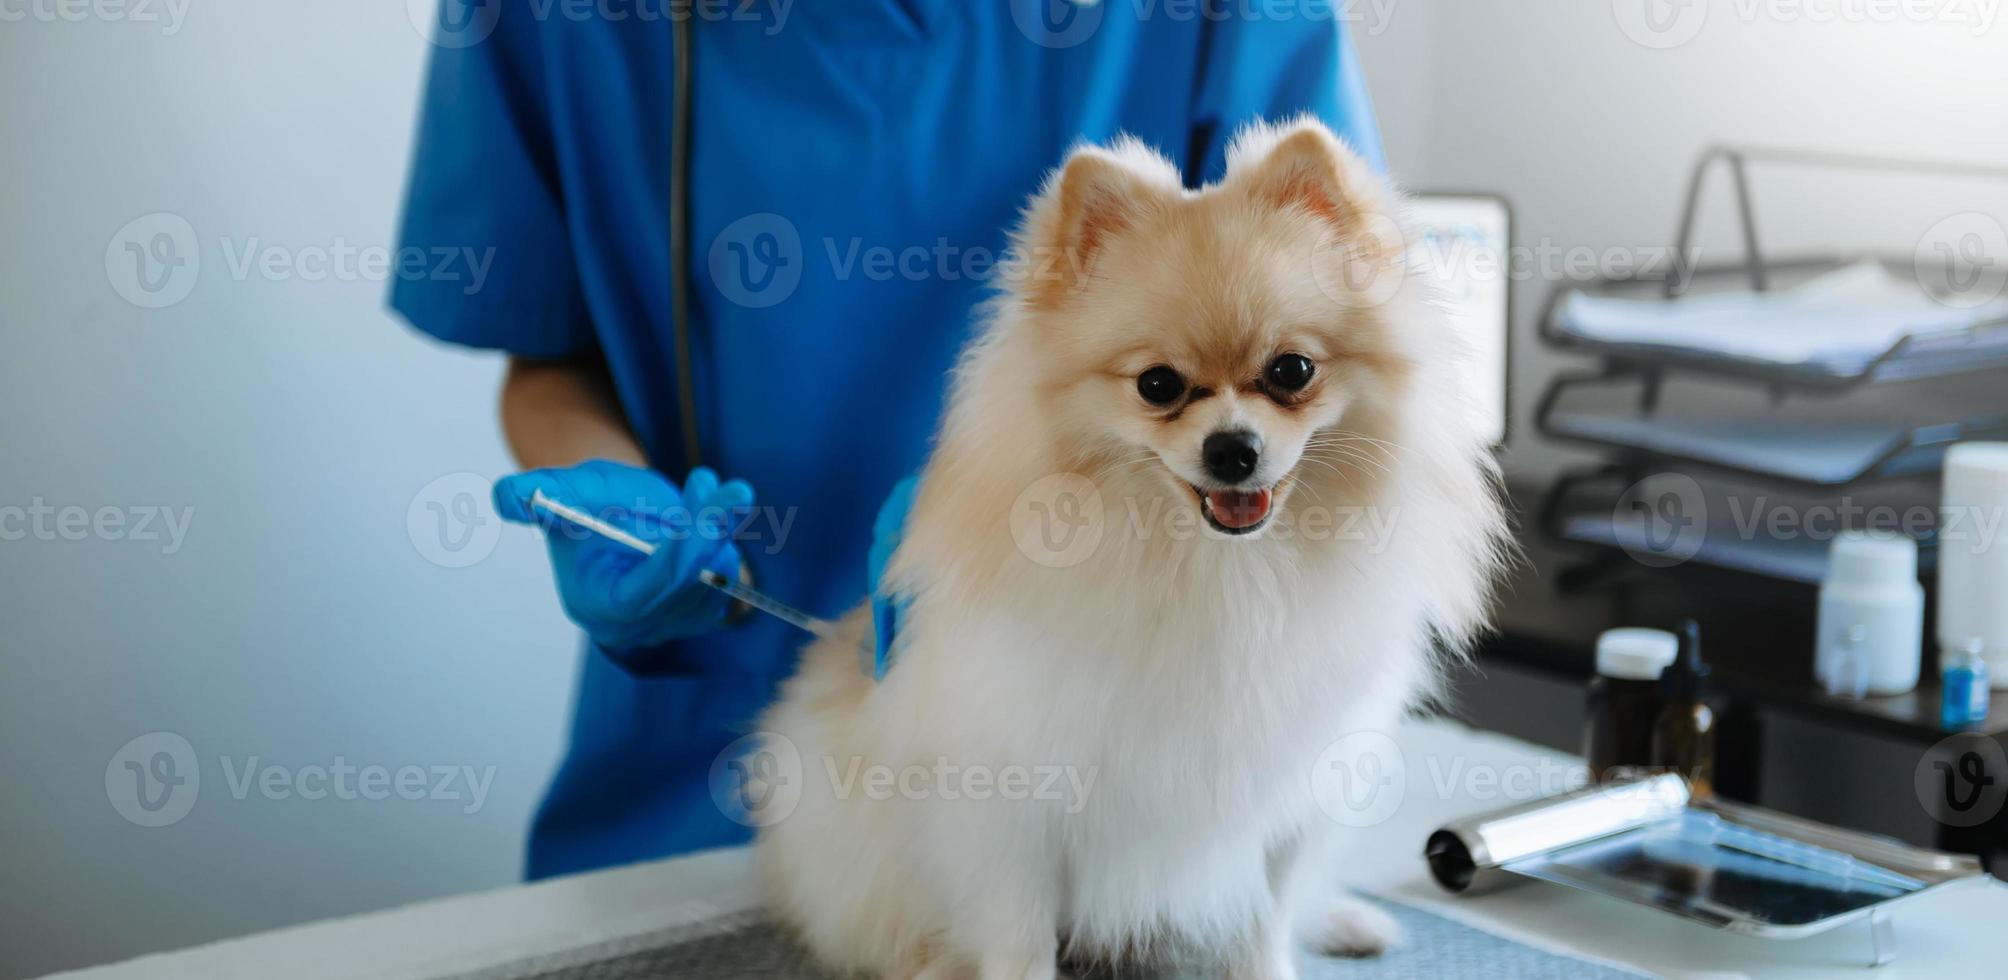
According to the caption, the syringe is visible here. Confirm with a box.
[527,489,839,640]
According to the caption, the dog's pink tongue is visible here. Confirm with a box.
[1206,488,1273,529]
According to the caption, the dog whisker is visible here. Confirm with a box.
[1305,445,1391,480]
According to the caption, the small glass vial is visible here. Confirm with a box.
[1585,627,1678,783]
[1942,638,1992,729]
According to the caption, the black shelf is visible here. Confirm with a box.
[1540,257,2008,393]
[1537,369,2008,491]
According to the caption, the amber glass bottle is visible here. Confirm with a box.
[1584,628,1678,783]
[1652,620,1717,797]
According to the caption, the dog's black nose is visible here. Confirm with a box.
[1202,430,1261,484]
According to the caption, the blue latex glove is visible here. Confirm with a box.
[867,475,919,680]
[493,461,753,654]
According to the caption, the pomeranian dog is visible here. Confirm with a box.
[755,118,1509,980]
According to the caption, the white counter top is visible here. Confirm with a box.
[42,719,2007,980]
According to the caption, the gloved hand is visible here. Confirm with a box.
[867,475,919,680]
[493,461,754,654]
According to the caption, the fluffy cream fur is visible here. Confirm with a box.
[755,118,1510,980]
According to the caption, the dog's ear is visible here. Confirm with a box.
[1020,140,1177,310]
[1228,119,1386,244]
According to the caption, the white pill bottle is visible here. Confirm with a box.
[1938,443,2008,688]
[1816,531,1925,697]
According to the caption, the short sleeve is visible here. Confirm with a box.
[389,13,590,357]
[1188,15,1387,182]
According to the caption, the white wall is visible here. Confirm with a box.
[0,5,577,977]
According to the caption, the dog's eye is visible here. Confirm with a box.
[1136,366,1186,406]
[1266,353,1315,392]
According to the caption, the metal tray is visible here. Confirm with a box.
[1426,774,1989,965]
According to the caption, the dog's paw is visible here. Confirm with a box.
[1300,895,1402,958]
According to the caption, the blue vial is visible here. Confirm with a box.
[1941,639,1991,729]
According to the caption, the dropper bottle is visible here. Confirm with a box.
[1652,620,1717,797]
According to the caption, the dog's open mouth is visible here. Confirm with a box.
[1193,484,1276,535]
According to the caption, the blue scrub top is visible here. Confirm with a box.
[392,0,1384,880]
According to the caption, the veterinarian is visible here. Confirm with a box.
[391,1,1385,880]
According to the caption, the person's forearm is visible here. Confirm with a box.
[500,356,648,470]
